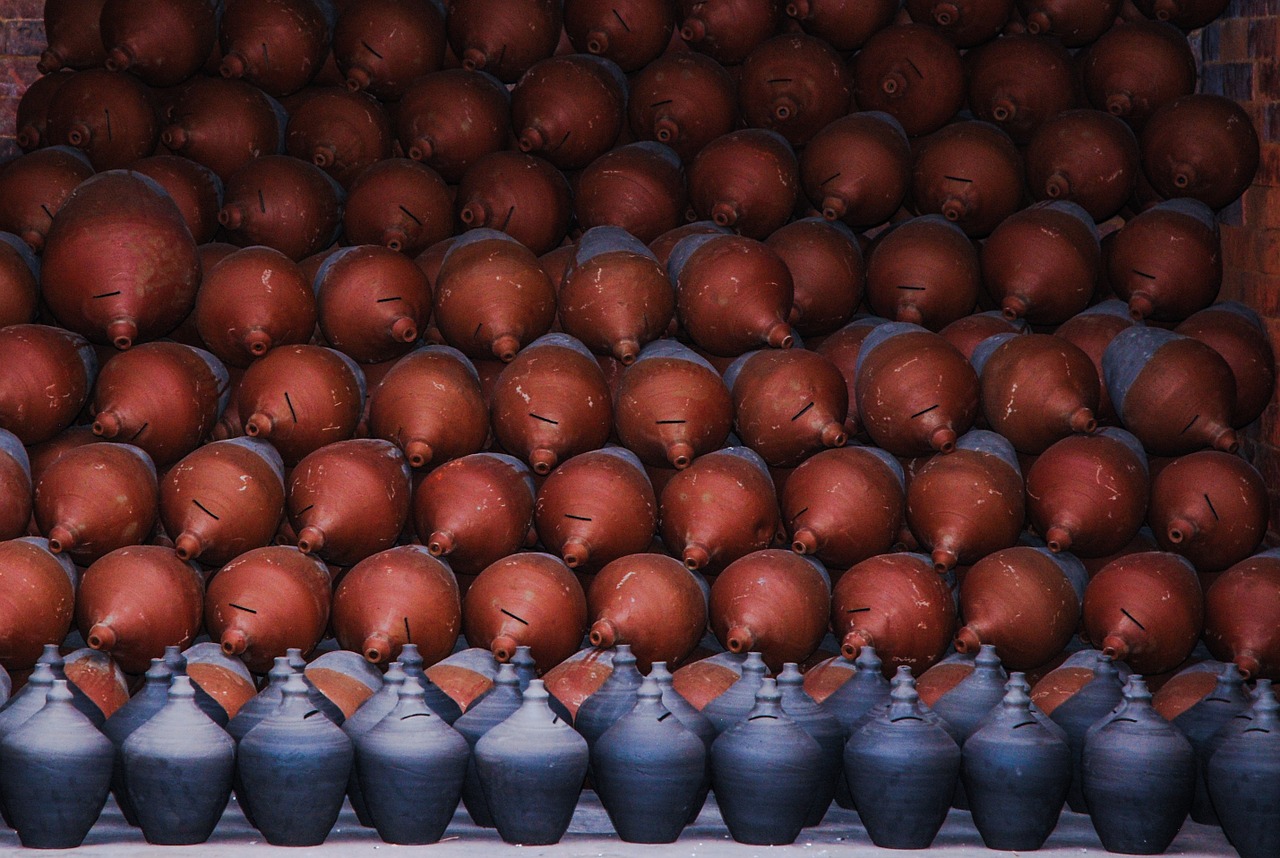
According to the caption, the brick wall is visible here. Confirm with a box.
[0,1,43,161]
[1198,0,1280,541]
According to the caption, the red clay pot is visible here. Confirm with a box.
[314,245,432,363]
[127,155,223,245]
[1108,200,1221,323]
[455,151,573,256]
[955,546,1084,669]
[463,552,588,668]
[512,54,627,171]
[906,0,1014,46]
[738,34,851,147]
[575,143,688,246]
[41,171,199,350]
[800,112,910,228]
[1025,109,1140,221]
[677,0,780,65]
[627,52,737,163]
[1016,0,1121,46]
[726,349,849,467]
[564,0,675,70]
[558,227,675,364]
[587,553,709,671]
[218,155,344,262]
[195,246,317,368]
[1149,451,1268,573]
[659,447,780,575]
[766,218,864,337]
[669,233,795,356]
[613,341,733,470]
[982,201,1099,325]
[284,87,393,189]
[1102,326,1238,456]
[851,24,966,138]
[34,442,157,565]
[218,0,334,97]
[491,334,613,475]
[160,77,287,180]
[0,233,38,327]
[1130,0,1230,30]
[366,346,488,470]
[1080,20,1196,130]
[395,70,511,184]
[46,69,157,170]
[855,323,980,456]
[907,430,1025,571]
[1176,302,1276,429]
[333,0,446,100]
[939,312,1028,362]
[38,0,109,74]
[831,552,957,676]
[688,129,800,240]
[966,34,1076,144]
[783,446,906,572]
[1027,428,1149,557]
[446,0,562,83]
[342,159,453,256]
[161,437,286,567]
[89,343,230,469]
[100,0,218,86]
[412,453,537,579]
[205,546,331,673]
[332,545,460,666]
[710,549,831,672]
[0,324,97,445]
[786,1,896,48]
[1141,94,1260,211]
[237,344,367,465]
[0,538,77,672]
[287,438,413,566]
[77,545,205,674]
[1083,551,1203,675]
[433,229,558,362]
[15,71,76,151]
[911,121,1024,238]
[973,333,1099,454]
[1203,551,1280,681]
[814,317,888,436]
[534,448,657,573]
[0,147,94,253]
[864,217,981,330]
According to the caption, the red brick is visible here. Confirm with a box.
[1219,18,1251,61]
[1248,17,1279,60]
[1257,143,1280,188]
[0,0,45,18]
[0,19,46,57]
[1224,270,1280,315]
[1242,182,1280,226]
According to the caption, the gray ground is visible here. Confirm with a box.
[0,791,1238,857]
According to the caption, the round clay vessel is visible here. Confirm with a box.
[0,147,94,252]
[710,550,831,673]
[218,155,344,262]
[1108,199,1222,322]
[939,311,1028,362]
[767,218,865,337]
[726,349,849,468]
[1081,20,1196,130]
[332,0,446,100]
[564,0,675,71]
[911,120,1024,238]
[966,34,1076,145]
[1203,549,1280,681]
[38,0,109,74]
[455,151,572,256]
[237,345,367,466]
[313,245,432,364]
[659,447,780,576]
[864,217,981,330]
[342,158,453,257]
[1177,302,1276,428]
[34,442,158,565]
[1027,428,1149,557]
[396,70,511,184]
[511,54,628,171]
[851,24,966,138]
[832,553,957,675]
[366,346,487,470]
[737,34,851,148]
[905,0,1013,47]
[217,0,334,97]
[613,341,733,470]
[1025,109,1141,221]
[1053,300,1138,424]
[0,538,77,673]
[575,143,688,245]
[676,0,780,65]
[1205,681,1280,858]
[446,0,562,83]
[46,69,158,171]
[0,324,97,445]
[463,552,588,669]
[1033,650,1126,812]
[77,545,205,674]
[1149,451,1268,573]
[785,0,898,51]
[588,553,709,672]
[1015,0,1121,46]
[433,229,558,361]
[1141,94,1260,210]
[195,246,317,368]
[160,77,287,180]
[982,201,1100,325]
[687,129,801,240]
[626,52,737,163]
[972,332,1099,454]
[0,232,40,327]
[800,112,910,228]
[856,322,980,456]
[1083,551,1204,675]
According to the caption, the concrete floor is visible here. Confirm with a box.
[0,791,1238,857]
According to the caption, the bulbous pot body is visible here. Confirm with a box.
[710,550,831,673]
